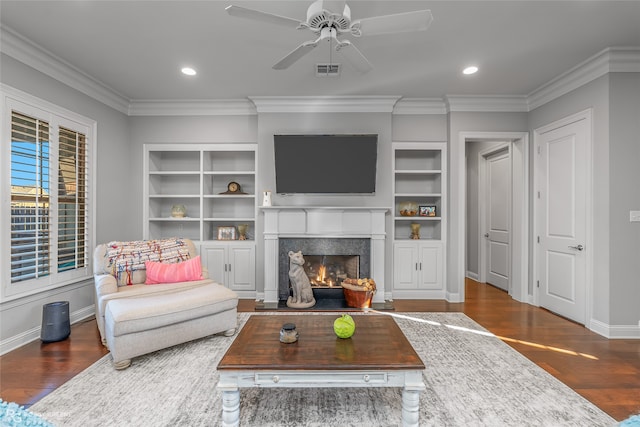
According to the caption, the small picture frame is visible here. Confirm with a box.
[419,205,437,217]
[217,226,237,240]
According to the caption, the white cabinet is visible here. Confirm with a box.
[393,242,444,298]
[201,242,255,294]
[392,142,446,298]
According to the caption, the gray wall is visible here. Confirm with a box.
[608,73,640,325]
[0,54,131,352]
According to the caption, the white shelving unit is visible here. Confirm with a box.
[143,143,257,293]
[392,142,447,298]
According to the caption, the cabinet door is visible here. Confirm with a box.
[201,246,227,285]
[228,245,255,291]
[418,243,442,290]
[393,243,418,290]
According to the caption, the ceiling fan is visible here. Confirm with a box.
[225,0,433,73]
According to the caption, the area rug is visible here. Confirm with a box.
[30,312,616,427]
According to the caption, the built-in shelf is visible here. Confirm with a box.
[143,143,257,243]
[392,142,447,298]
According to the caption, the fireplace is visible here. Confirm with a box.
[261,207,388,308]
[278,238,370,301]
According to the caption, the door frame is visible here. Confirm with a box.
[457,132,529,303]
[533,108,593,328]
[477,142,511,288]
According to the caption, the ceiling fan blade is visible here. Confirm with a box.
[273,41,319,70]
[353,9,433,36]
[336,41,372,73]
[225,5,302,28]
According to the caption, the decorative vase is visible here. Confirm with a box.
[171,204,187,218]
[237,224,248,240]
[410,223,421,240]
[399,201,418,216]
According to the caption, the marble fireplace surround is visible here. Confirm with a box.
[261,207,388,308]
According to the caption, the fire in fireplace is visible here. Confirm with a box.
[303,255,359,288]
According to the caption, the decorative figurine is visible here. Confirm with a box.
[286,251,316,309]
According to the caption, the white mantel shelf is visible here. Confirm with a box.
[261,207,390,307]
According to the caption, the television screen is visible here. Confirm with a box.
[274,134,378,194]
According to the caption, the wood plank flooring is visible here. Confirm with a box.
[1,279,638,421]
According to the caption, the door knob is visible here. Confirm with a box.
[568,244,584,251]
[484,233,489,238]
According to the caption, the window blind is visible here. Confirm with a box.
[10,111,51,283]
[57,127,87,273]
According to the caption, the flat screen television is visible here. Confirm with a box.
[274,134,378,194]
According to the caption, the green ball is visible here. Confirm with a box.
[333,314,356,339]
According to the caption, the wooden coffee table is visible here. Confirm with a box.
[217,314,425,427]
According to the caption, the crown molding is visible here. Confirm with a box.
[0,26,130,115]
[2,24,638,116]
[128,99,257,116]
[249,96,400,113]
[393,98,447,115]
[527,47,640,111]
[445,95,529,113]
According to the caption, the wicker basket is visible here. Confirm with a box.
[343,287,375,308]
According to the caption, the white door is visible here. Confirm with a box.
[484,150,511,291]
[537,118,588,324]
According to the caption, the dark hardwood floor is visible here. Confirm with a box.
[1,279,638,421]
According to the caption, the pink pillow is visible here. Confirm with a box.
[145,256,203,284]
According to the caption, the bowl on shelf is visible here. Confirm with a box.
[399,201,418,217]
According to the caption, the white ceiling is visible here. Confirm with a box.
[1,0,639,102]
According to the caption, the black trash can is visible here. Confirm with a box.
[41,301,70,343]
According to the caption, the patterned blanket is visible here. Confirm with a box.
[105,238,191,286]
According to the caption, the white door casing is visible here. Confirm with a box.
[480,146,511,291]
[456,132,529,304]
[535,111,591,325]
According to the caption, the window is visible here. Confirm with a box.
[2,88,94,300]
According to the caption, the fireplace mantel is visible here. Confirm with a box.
[260,207,389,308]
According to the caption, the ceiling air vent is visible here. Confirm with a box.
[316,63,341,77]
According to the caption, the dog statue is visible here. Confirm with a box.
[286,250,316,309]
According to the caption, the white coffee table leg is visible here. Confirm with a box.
[402,371,425,427]
[401,388,421,427]
[221,389,240,427]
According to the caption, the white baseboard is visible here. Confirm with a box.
[0,305,95,356]
[466,271,479,281]
[446,291,463,303]
[589,318,640,339]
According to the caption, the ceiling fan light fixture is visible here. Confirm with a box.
[463,66,478,75]
[181,67,197,76]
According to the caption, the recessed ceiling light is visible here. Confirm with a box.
[181,67,197,76]
[463,66,478,75]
